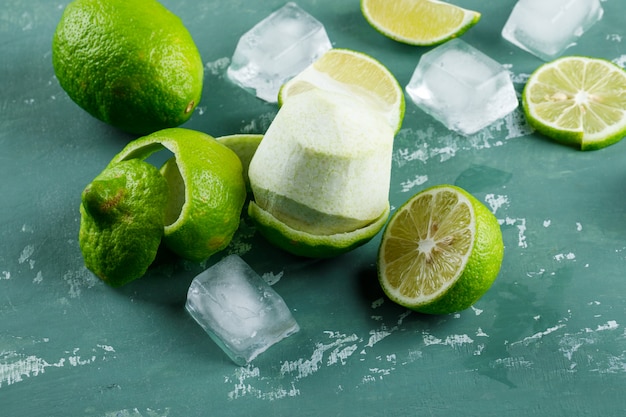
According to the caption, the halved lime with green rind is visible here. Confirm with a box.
[378,185,503,314]
[522,56,626,151]
[249,201,390,258]
[109,128,247,262]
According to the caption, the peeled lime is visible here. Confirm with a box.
[248,89,394,257]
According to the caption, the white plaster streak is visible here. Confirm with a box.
[554,252,576,262]
[400,175,428,193]
[484,194,509,214]
[512,324,566,346]
[18,245,35,264]
[596,320,619,332]
[501,217,527,248]
[365,329,392,348]
[423,333,474,348]
[0,345,114,388]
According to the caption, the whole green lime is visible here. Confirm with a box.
[79,159,168,287]
[52,0,203,135]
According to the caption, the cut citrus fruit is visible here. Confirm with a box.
[249,201,390,258]
[278,48,405,133]
[522,56,626,151]
[360,0,481,46]
[378,185,503,314]
[216,134,263,191]
[109,128,247,262]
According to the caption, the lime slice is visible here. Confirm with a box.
[522,56,626,151]
[360,0,481,46]
[216,134,263,190]
[249,201,390,258]
[278,48,405,133]
[378,185,503,314]
[109,128,247,262]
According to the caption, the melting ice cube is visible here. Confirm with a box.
[501,0,604,61]
[185,254,299,365]
[226,2,332,103]
[405,39,519,136]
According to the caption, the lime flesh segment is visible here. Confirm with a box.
[361,0,481,46]
[278,48,405,134]
[378,185,503,314]
[522,56,626,150]
[109,128,247,262]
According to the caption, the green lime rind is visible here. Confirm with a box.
[378,184,503,314]
[52,0,203,135]
[249,201,390,258]
[109,128,247,262]
[79,159,168,287]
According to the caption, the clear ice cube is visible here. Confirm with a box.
[501,0,604,61]
[405,39,519,136]
[185,255,299,365]
[226,2,332,103]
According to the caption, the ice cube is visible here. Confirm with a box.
[501,0,604,61]
[226,2,332,103]
[405,39,519,136]
[185,255,299,365]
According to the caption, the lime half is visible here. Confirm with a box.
[522,56,626,151]
[361,0,480,46]
[378,185,503,314]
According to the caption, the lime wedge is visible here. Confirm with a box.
[522,56,626,150]
[361,0,481,46]
[378,185,503,314]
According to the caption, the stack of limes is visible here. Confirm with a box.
[247,48,405,258]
